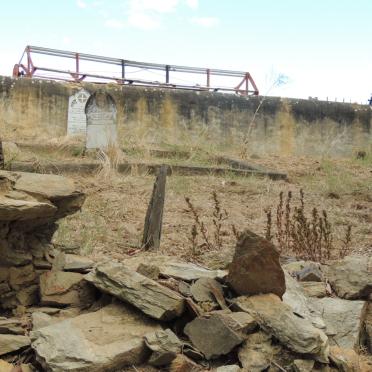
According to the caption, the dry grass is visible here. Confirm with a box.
[0,138,369,267]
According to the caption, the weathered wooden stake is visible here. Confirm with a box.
[0,140,4,170]
[142,165,168,250]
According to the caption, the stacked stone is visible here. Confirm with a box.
[0,170,86,310]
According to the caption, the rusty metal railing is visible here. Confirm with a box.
[13,45,259,96]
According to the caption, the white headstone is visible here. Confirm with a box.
[67,89,90,135]
[85,92,117,149]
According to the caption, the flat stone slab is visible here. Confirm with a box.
[326,256,372,300]
[311,297,367,349]
[233,294,329,362]
[85,262,185,321]
[184,315,244,360]
[31,303,161,372]
[0,334,30,356]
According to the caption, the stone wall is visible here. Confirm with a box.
[0,76,371,156]
[0,170,86,310]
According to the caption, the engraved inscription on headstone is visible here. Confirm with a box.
[67,89,90,135]
[85,92,118,149]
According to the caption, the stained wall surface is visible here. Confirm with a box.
[0,76,371,155]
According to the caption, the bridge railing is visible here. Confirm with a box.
[13,45,259,96]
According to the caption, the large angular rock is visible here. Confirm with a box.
[227,230,285,297]
[0,334,30,355]
[144,329,182,366]
[233,294,329,362]
[184,315,244,360]
[283,271,325,329]
[63,254,94,273]
[213,311,257,335]
[311,297,367,349]
[31,303,161,372]
[85,262,185,321]
[40,271,95,307]
[326,256,372,300]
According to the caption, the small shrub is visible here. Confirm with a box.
[266,189,352,262]
[185,191,235,256]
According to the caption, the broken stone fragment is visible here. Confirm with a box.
[190,277,224,306]
[31,303,161,372]
[0,318,24,335]
[296,264,323,282]
[283,271,326,329]
[184,314,244,360]
[301,281,327,298]
[215,365,241,372]
[326,256,372,300]
[63,254,94,273]
[292,359,315,372]
[136,263,160,280]
[329,346,368,372]
[144,329,182,366]
[39,271,96,307]
[0,334,30,356]
[123,254,227,281]
[311,297,367,349]
[169,354,203,372]
[85,262,185,321]
[238,331,277,372]
[227,230,285,298]
[213,311,257,335]
[233,294,329,362]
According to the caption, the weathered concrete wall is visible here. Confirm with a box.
[0,76,371,156]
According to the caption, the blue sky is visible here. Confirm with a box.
[1,0,371,103]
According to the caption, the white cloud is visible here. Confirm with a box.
[76,0,87,9]
[104,19,125,29]
[129,0,179,14]
[191,16,219,27]
[185,0,198,9]
[127,12,160,30]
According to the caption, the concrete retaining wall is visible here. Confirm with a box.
[0,76,371,156]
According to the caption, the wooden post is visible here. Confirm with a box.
[142,165,168,250]
[0,140,4,170]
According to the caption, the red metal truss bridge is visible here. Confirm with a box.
[13,45,259,96]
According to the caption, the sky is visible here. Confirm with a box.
[0,0,371,103]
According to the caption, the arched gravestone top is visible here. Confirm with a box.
[67,89,90,135]
[85,91,118,149]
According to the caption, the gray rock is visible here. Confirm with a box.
[283,271,325,329]
[31,303,161,372]
[0,334,30,355]
[297,264,323,282]
[190,277,223,303]
[85,262,185,321]
[40,271,95,307]
[184,315,244,360]
[124,254,227,281]
[31,312,63,331]
[213,311,257,335]
[233,294,329,362]
[144,329,182,366]
[301,281,327,298]
[326,256,372,299]
[136,263,160,280]
[311,297,367,349]
[0,318,24,335]
[227,230,285,298]
[63,254,94,273]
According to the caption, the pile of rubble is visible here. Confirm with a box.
[0,171,371,371]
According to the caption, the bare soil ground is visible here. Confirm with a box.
[4,140,372,267]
